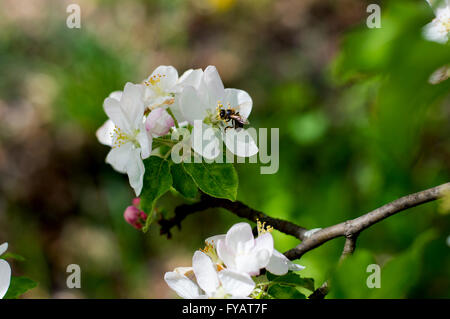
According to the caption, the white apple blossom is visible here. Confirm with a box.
[0,243,11,299]
[96,83,152,196]
[215,222,273,276]
[211,222,305,276]
[179,66,258,159]
[164,251,255,299]
[142,66,203,121]
[423,0,450,44]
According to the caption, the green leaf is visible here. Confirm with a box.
[267,284,306,299]
[1,252,25,262]
[141,156,173,232]
[4,276,37,299]
[267,272,315,292]
[170,163,198,199]
[183,162,238,201]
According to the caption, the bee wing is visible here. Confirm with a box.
[230,114,249,125]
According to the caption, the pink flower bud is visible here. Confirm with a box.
[132,197,141,207]
[145,108,174,137]
[124,205,147,230]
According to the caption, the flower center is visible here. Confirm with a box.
[200,243,222,265]
[144,73,167,96]
[111,126,140,149]
[444,19,450,32]
[204,101,231,128]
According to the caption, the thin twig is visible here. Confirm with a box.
[284,182,450,260]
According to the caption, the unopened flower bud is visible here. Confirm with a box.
[124,205,147,230]
[145,108,174,136]
[132,197,141,207]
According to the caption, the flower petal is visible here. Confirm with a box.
[266,249,305,275]
[136,129,152,159]
[176,69,203,91]
[164,271,202,299]
[0,243,8,256]
[96,119,115,146]
[180,86,209,124]
[423,19,448,44]
[169,98,186,123]
[223,129,258,158]
[427,0,450,16]
[205,235,226,248]
[105,142,134,173]
[192,251,220,295]
[103,96,131,133]
[125,148,145,196]
[150,66,179,92]
[225,222,255,253]
[234,254,264,276]
[265,249,289,275]
[109,90,123,101]
[121,82,146,129]
[224,88,252,119]
[217,239,237,269]
[204,66,225,108]
[253,233,274,268]
[218,269,255,297]
[0,259,11,299]
[191,122,222,160]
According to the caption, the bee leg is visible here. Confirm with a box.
[224,125,233,132]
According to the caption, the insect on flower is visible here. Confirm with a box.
[216,103,249,132]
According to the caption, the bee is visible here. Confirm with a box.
[217,104,249,132]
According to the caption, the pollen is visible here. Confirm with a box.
[444,18,450,32]
[216,264,225,272]
[257,218,273,235]
[200,242,214,254]
[111,126,129,149]
[144,73,166,86]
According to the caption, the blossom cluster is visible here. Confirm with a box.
[0,243,11,299]
[96,66,258,196]
[164,222,305,299]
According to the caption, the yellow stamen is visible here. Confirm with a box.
[257,218,273,235]
[144,73,166,86]
[111,126,129,149]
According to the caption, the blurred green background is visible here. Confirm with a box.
[0,0,449,298]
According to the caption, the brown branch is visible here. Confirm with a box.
[284,182,450,261]
[159,193,308,239]
[160,182,449,299]
[340,234,359,260]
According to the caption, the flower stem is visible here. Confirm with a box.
[166,107,179,129]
